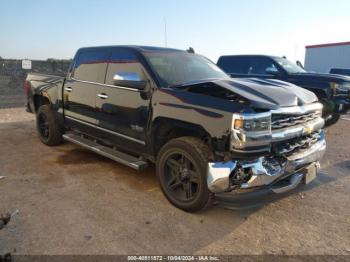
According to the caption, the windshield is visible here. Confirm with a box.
[274,57,306,74]
[142,51,229,87]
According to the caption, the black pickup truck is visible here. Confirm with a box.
[217,55,350,126]
[25,46,326,212]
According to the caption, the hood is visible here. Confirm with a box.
[176,78,318,110]
[290,72,350,83]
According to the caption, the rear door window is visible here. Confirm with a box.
[218,57,251,74]
[248,57,276,75]
[218,56,277,75]
[72,49,110,83]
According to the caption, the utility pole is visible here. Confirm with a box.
[164,17,168,47]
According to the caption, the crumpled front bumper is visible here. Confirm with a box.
[207,134,326,194]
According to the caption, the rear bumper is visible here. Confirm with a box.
[207,134,326,194]
[25,99,35,113]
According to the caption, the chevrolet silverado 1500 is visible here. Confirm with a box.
[25,46,326,212]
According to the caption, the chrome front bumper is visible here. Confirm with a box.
[207,135,326,194]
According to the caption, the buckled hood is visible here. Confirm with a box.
[176,78,318,110]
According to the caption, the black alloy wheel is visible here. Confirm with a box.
[164,151,201,201]
[156,137,212,212]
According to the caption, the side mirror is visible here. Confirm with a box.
[265,67,279,76]
[113,72,147,90]
[296,60,304,69]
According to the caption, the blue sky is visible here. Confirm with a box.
[1,0,349,63]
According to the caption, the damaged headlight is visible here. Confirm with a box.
[231,112,272,151]
[233,113,271,132]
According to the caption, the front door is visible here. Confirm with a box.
[95,48,152,148]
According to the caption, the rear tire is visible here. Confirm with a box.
[36,105,63,146]
[156,137,213,212]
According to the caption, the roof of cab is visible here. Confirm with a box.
[77,45,184,53]
[218,54,281,59]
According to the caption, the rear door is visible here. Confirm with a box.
[95,48,152,147]
[64,48,110,127]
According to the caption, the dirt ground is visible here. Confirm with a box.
[0,108,349,255]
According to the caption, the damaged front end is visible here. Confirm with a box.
[207,102,326,194]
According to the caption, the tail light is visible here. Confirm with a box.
[24,80,29,96]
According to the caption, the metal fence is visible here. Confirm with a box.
[0,59,71,108]
[0,59,71,91]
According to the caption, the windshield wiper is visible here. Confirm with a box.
[168,78,222,89]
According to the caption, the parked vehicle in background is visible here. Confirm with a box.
[330,68,350,77]
[25,46,325,212]
[304,41,350,73]
[217,55,350,126]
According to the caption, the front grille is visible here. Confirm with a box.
[272,112,320,130]
[272,131,321,156]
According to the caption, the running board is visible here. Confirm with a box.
[62,133,148,171]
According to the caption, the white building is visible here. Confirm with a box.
[304,41,350,73]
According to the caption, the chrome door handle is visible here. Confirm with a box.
[97,93,108,99]
[65,87,73,92]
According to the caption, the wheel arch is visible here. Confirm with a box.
[33,93,51,113]
[150,117,212,157]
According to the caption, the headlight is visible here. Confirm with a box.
[331,82,350,96]
[231,112,272,151]
[233,113,271,132]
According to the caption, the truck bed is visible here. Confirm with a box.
[26,73,65,86]
[25,73,65,113]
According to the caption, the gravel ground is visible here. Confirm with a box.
[0,108,349,255]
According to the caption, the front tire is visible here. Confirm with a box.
[324,113,341,127]
[36,105,63,146]
[156,137,213,212]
